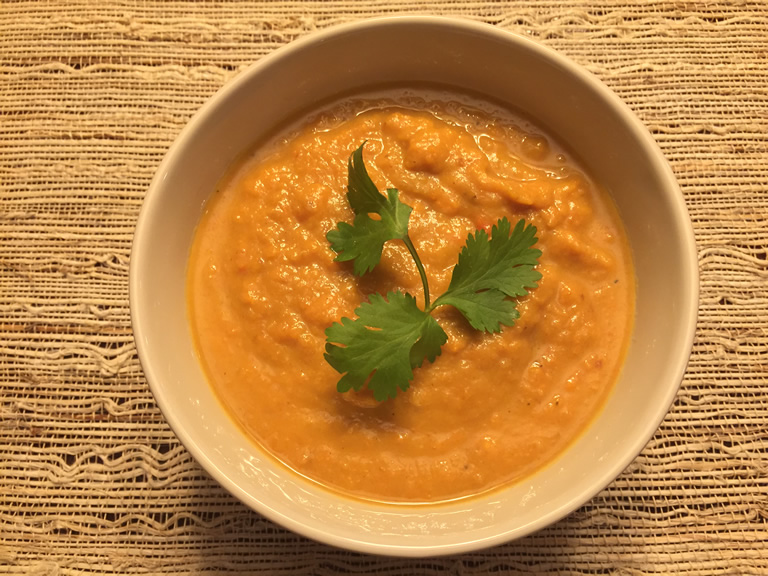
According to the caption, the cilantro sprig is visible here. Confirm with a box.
[325,144,541,401]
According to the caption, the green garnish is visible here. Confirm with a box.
[324,144,542,401]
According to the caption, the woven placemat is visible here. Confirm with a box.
[1,1,767,574]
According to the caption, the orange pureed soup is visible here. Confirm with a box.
[187,91,635,503]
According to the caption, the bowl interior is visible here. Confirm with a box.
[130,17,698,556]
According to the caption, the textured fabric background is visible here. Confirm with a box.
[1,1,767,574]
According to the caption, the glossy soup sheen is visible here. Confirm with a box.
[187,91,635,503]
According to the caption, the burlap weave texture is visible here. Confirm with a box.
[1,1,767,574]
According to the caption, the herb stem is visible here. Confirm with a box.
[403,234,431,309]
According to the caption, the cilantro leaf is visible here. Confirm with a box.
[432,218,542,332]
[324,291,448,401]
[432,289,521,333]
[326,144,412,275]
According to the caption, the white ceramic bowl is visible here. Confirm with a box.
[130,17,698,556]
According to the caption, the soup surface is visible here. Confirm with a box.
[188,91,635,503]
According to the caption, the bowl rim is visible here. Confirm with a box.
[130,15,699,556]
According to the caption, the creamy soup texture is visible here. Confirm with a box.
[187,91,635,503]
